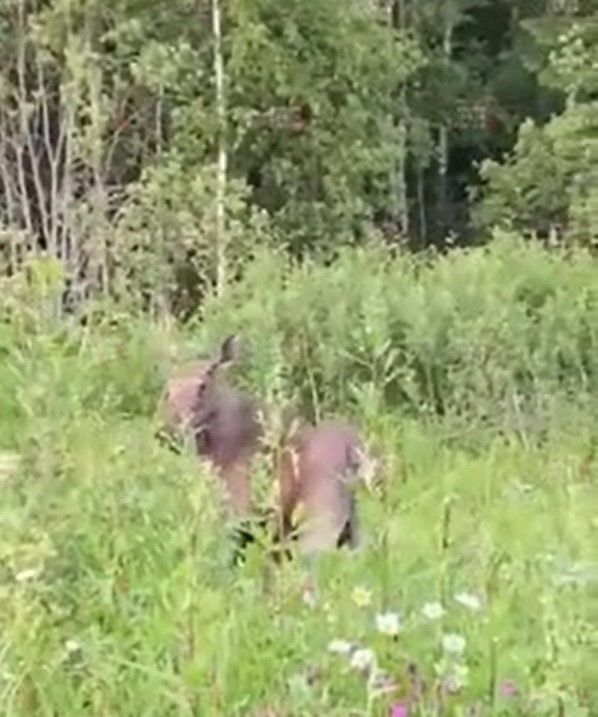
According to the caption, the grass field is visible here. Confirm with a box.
[0,240,597,715]
[0,317,596,717]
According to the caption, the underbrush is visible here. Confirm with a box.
[198,232,598,444]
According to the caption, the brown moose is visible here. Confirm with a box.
[156,334,262,518]
[156,334,375,557]
[275,419,375,555]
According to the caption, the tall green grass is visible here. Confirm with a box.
[0,237,596,715]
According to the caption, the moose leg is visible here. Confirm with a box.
[230,518,257,566]
[220,454,285,567]
[336,494,361,550]
[220,457,252,518]
[273,444,302,545]
[295,479,354,556]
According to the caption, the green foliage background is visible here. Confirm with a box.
[1,0,598,714]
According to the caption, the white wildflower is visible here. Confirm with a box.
[350,647,376,673]
[454,592,481,612]
[328,639,354,656]
[0,451,19,479]
[375,611,401,636]
[442,633,466,655]
[422,601,445,620]
[65,639,81,654]
[15,568,40,583]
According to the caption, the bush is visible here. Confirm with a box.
[197,233,598,439]
[472,104,598,248]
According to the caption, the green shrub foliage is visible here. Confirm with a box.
[197,234,598,436]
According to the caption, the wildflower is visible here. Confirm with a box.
[442,663,469,694]
[454,592,482,612]
[421,601,445,620]
[499,680,519,698]
[302,587,317,608]
[352,585,373,607]
[443,675,463,695]
[350,647,376,673]
[15,568,40,583]
[368,669,398,697]
[301,578,318,608]
[442,633,466,655]
[375,611,401,636]
[65,639,81,654]
[0,452,19,478]
[389,703,409,717]
[328,639,354,656]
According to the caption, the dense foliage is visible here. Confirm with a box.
[196,236,597,438]
[1,0,597,313]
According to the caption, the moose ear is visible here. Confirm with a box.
[219,334,242,365]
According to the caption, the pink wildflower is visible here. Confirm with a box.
[389,703,408,717]
[499,680,519,698]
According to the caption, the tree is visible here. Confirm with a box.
[1,0,425,314]
[473,2,598,248]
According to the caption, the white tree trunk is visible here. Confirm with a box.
[437,22,453,240]
[212,0,228,296]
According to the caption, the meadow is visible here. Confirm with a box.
[0,236,597,716]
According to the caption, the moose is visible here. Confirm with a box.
[156,335,261,519]
[156,334,376,558]
[276,419,374,554]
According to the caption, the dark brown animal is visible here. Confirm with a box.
[156,335,262,518]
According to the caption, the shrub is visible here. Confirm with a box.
[197,233,598,439]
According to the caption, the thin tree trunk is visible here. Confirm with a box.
[417,167,426,246]
[155,87,164,156]
[396,120,409,236]
[437,125,449,238]
[212,0,227,296]
[390,0,409,238]
[437,22,453,242]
